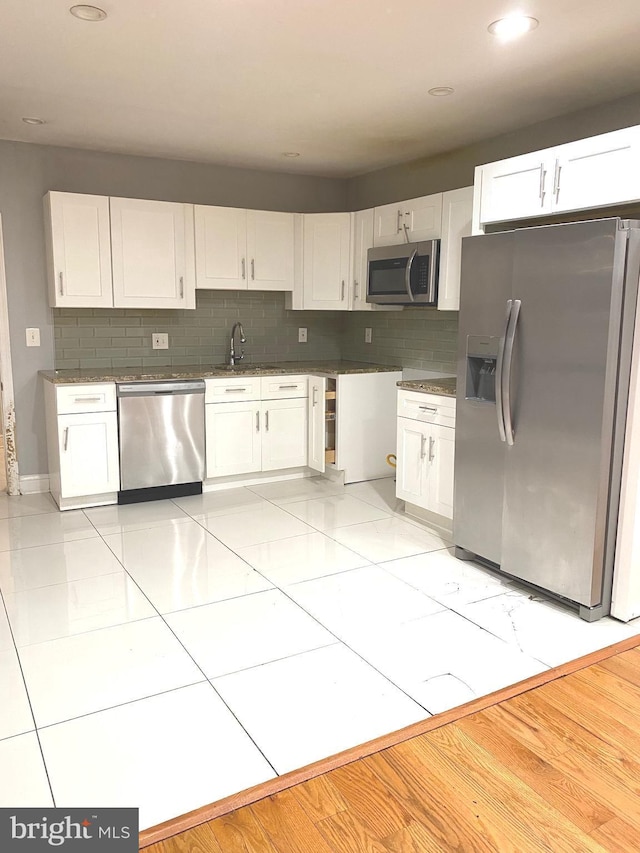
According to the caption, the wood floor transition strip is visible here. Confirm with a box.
[139,629,640,849]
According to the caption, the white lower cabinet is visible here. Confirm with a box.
[205,401,262,478]
[205,376,308,479]
[44,381,120,510]
[396,390,456,521]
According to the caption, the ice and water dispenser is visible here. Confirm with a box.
[465,336,499,403]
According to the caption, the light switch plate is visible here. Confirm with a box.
[298,328,308,343]
[152,333,169,350]
[26,328,40,347]
[365,327,372,344]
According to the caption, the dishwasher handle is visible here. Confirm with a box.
[117,380,205,397]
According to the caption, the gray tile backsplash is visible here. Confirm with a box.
[340,309,458,374]
[53,294,458,373]
[54,291,344,369]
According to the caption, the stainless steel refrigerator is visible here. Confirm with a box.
[454,218,640,621]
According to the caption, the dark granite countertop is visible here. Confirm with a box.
[40,361,402,385]
[397,377,457,397]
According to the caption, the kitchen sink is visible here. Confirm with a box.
[215,363,282,372]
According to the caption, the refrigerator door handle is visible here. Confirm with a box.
[495,299,511,443]
[502,298,522,446]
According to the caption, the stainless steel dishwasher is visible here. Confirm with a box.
[117,379,205,503]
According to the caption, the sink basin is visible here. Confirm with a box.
[214,363,281,373]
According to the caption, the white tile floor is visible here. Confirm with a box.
[1,476,639,829]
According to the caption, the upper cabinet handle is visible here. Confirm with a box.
[179,276,184,298]
[242,258,246,280]
[341,280,345,301]
[251,259,255,280]
[59,272,64,296]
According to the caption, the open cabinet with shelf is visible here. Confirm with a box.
[325,379,336,465]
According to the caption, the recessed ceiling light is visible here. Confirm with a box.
[488,15,539,40]
[69,5,107,21]
[22,117,45,125]
[283,152,300,158]
[428,87,455,97]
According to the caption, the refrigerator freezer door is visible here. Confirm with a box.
[500,219,628,607]
[454,230,515,564]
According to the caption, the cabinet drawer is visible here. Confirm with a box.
[260,375,308,399]
[205,376,261,403]
[56,383,116,414]
[397,390,456,427]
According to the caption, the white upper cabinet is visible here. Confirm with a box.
[44,192,113,308]
[110,197,195,309]
[552,127,640,213]
[301,213,351,310]
[373,193,442,246]
[246,210,294,291]
[194,206,246,289]
[474,152,554,228]
[351,208,374,311]
[438,186,473,312]
[473,126,640,231]
[194,205,294,292]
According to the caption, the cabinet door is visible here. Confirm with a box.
[111,198,195,308]
[426,424,455,519]
[194,205,247,290]
[554,128,640,213]
[396,417,429,506]
[58,412,119,497]
[403,193,442,242]
[373,202,404,247]
[438,186,473,311]
[308,376,326,473]
[246,210,294,291]
[261,398,308,470]
[478,152,554,225]
[205,402,261,478]
[351,208,374,311]
[45,192,113,308]
[302,214,351,310]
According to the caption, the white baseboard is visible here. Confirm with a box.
[20,474,50,495]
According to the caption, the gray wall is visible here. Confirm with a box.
[341,310,457,375]
[347,91,640,209]
[54,291,343,369]
[0,140,347,476]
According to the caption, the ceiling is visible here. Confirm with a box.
[1,0,640,177]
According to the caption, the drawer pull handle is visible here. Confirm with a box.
[63,427,69,451]
[419,406,438,413]
[225,387,247,393]
[73,396,102,403]
[278,384,298,390]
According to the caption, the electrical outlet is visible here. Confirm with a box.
[298,327,308,343]
[152,333,169,350]
[26,328,40,347]
[365,327,372,344]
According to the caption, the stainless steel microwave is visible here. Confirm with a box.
[366,240,439,305]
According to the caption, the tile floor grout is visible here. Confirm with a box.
[1,480,638,827]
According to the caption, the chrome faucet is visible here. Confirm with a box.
[229,321,246,366]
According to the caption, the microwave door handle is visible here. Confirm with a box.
[405,248,418,303]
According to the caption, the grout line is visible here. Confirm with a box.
[90,521,281,779]
[0,589,57,807]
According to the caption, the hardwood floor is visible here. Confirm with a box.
[145,640,640,852]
